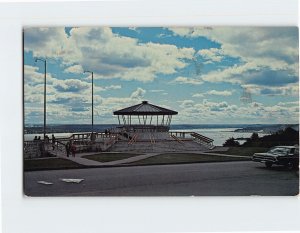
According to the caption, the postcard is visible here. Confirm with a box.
[23,26,299,196]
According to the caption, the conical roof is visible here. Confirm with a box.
[113,101,178,115]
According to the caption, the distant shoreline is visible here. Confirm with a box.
[24,123,298,134]
[234,124,299,134]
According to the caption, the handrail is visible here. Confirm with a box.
[190,132,214,143]
[149,133,156,144]
[171,134,184,144]
[128,133,138,145]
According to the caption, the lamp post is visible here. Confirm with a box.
[84,70,94,133]
[35,58,47,140]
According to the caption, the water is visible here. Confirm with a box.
[171,128,269,146]
[24,125,270,146]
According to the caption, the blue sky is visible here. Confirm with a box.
[24,27,299,124]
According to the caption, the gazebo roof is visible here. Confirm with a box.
[113,101,178,115]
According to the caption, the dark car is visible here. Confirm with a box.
[252,146,299,170]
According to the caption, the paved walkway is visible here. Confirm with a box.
[55,148,249,166]
[56,151,161,166]
[200,152,249,158]
[99,153,160,166]
[56,152,104,166]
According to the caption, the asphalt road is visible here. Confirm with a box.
[24,161,299,196]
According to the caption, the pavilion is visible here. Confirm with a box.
[104,100,214,152]
[113,101,178,133]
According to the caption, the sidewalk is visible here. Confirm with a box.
[56,151,161,166]
[52,143,247,166]
[200,152,250,158]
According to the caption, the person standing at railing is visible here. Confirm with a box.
[71,141,76,157]
[39,140,45,157]
[91,132,96,142]
[52,134,56,150]
[65,141,70,157]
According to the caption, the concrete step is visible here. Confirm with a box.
[109,140,208,153]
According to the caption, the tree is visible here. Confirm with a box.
[250,132,259,141]
[241,127,299,147]
[223,137,240,147]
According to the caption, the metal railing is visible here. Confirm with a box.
[24,131,121,157]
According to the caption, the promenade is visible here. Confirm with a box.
[52,146,245,167]
[55,151,161,166]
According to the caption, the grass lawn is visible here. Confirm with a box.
[83,153,141,163]
[128,153,250,166]
[24,158,84,171]
[209,147,269,157]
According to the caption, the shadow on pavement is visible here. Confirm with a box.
[255,165,299,175]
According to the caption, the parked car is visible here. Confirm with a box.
[252,146,299,170]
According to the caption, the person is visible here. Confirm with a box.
[33,136,38,141]
[71,143,76,157]
[45,135,50,142]
[37,136,41,140]
[91,132,96,142]
[51,134,56,150]
[65,141,70,157]
[39,140,45,157]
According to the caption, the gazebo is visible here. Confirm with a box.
[113,101,178,133]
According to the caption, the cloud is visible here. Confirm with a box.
[64,64,84,74]
[169,27,299,96]
[130,87,146,99]
[203,99,229,111]
[24,65,44,84]
[104,85,122,90]
[53,79,90,92]
[198,48,224,62]
[171,76,203,85]
[277,101,299,106]
[192,93,204,98]
[169,27,298,66]
[179,100,194,108]
[24,27,71,57]
[149,89,164,93]
[192,90,232,98]
[175,98,299,124]
[24,63,149,123]
[24,27,299,124]
[243,69,298,86]
[242,83,299,96]
[206,90,233,96]
[250,102,264,108]
[71,106,90,112]
[25,27,195,83]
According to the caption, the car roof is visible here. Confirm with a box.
[273,146,297,149]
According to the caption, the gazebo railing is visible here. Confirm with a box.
[117,125,169,132]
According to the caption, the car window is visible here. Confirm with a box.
[268,147,290,154]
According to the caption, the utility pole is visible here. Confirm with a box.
[84,70,94,133]
[35,58,47,139]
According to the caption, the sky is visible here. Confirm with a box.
[24,27,299,125]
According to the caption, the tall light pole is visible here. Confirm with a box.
[84,70,94,133]
[35,58,47,140]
